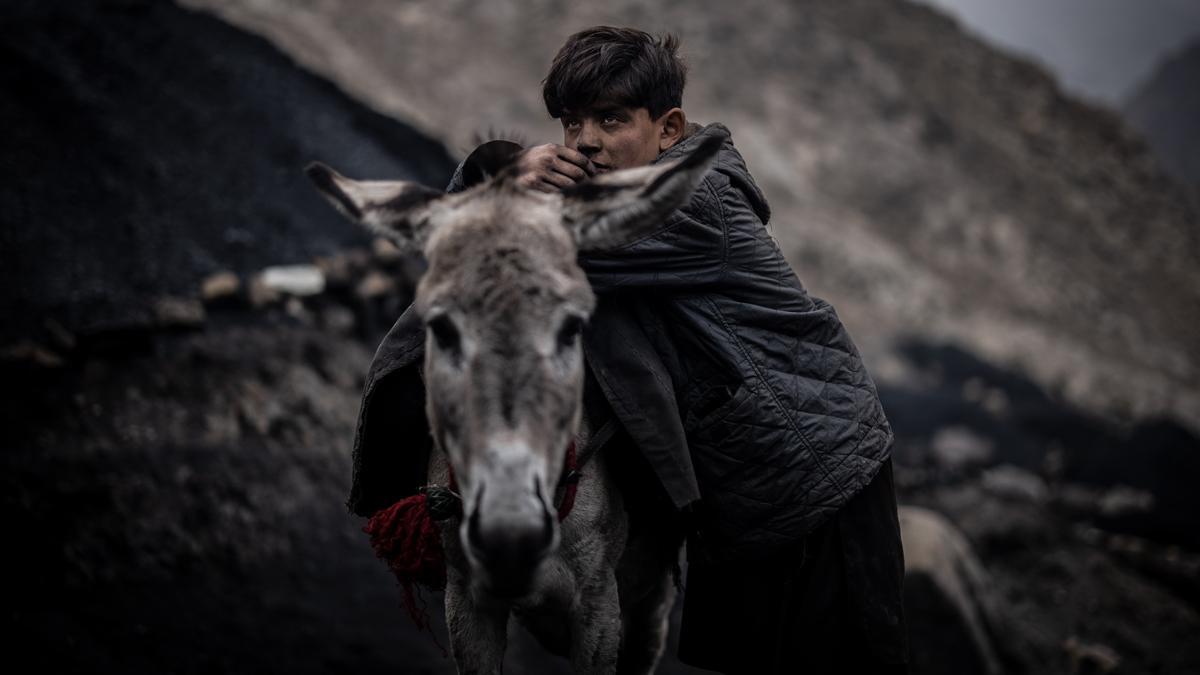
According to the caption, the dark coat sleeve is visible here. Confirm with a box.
[578,177,729,293]
[347,305,430,517]
[582,298,701,510]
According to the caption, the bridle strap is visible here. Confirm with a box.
[554,440,579,521]
[554,417,616,520]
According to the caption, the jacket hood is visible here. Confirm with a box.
[655,122,772,225]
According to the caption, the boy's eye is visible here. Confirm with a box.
[563,118,581,130]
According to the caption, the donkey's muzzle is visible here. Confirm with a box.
[466,486,556,598]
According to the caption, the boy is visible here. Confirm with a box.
[353,26,907,673]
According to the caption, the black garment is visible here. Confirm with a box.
[349,122,894,564]
[679,459,908,674]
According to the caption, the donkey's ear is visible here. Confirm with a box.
[560,133,723,252]
[305,162,445,253]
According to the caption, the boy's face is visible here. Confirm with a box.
[560,104,665,172]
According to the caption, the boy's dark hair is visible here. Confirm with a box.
[543,26,687,120]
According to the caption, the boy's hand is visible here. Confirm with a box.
[514,144,595,192]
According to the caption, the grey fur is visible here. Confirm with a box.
[308,141,718,674]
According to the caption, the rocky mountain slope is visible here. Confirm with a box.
[0,0,454,344]
[186,0,1200,431]
[1124,39,1200,195]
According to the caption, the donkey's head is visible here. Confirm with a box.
[308,135,720,596]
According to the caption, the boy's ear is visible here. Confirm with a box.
[305,162,445,253]
[658,108,687,152]
[560,133,722,252]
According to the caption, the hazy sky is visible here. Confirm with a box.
[913,0,1200,105]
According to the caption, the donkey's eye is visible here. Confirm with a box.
[427,315,462,356]
[556,315,584,351]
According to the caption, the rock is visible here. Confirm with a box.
[201,271,241,302]
[1055,483,1155,519]
[236,380,288,436]
[355,270,396,299]
[152,296,206,328]
[342,248,372,272]
[314,253,353,287]
[1063,636,1120,674]
[260,265,325,297]
[981,465,1049,503]
[1097,485,1155,517]
[932,483,1060,552]
[1104,534,1147,556]
[284,297,314,324]
[930,426,994,470]
[901,506,1009,675]
[0,340,65,367]
[961,377,1011,416]
[371,237,402,262]
[320,305,357,336]
[43,318,77,352]
[1057,483,1104,513]
[1042,442,1067,480]
[247,274,281,308]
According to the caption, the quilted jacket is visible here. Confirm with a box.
[348,123,894,563]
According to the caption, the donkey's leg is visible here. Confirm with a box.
[569,569,623,675]
[444,574,508,675]
[613,497,685,675]
[432,456,507,673]
[615,561,676,675]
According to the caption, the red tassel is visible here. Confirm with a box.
[557,440,579,522]
[364,493,447,635]
[363,441,578,650]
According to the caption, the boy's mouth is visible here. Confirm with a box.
[590,161,611,173]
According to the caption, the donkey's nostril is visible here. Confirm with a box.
[464,480,558,598]
[539,508,555,550]
[533,479,555,540]
[467,482,556,566]
[470,515,555,562]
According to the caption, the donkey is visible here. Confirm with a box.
[307,135,722,674]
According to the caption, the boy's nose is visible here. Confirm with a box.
[576,122,601,157]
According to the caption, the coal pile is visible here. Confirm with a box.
[0,1,458,673]
[0,0,453,344]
